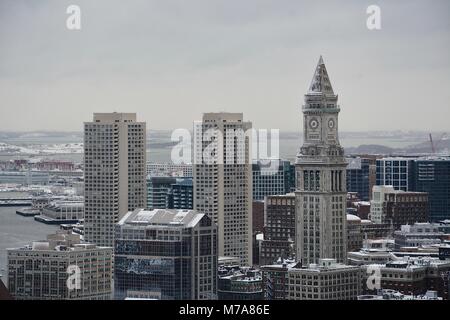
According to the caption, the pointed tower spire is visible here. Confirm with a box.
[308,55,334,95]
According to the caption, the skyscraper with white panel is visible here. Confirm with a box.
[84,112,146,247]
[193,113,253,266]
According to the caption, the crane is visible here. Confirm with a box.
[429,133,448,154]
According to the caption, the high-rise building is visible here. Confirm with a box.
[114,208,218,300]
[412,157,450,222]
[146,176,176,209]
[376,157,415,191]
[84,112,146,247]
[346,157,372,201]
[171,177,193,209]
[295,56,347,265]
[193,112,253,266]
[252,159,295,201]
[370,185,429,229]
[260,193,296,266]
[146,176,193,210]
[7,230,113,300]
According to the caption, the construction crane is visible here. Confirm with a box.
[429,133,448,154]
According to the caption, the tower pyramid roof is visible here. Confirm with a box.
[308,55,334,95]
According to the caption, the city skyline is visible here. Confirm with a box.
[1,1,450,308]
[1,1,450,132]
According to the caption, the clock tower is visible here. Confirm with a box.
[295,56,347,265]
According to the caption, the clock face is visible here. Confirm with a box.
[309,118,319,129]
[328,119,335,129]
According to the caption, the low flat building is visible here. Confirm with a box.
[394,222,444,250]
[347,214,363,252]
[358,289,443,300]
[370,186,429,229]
[362,257,450,299]
[218,266,263,300]
[360,219,393,239]
[287,259,362,300]
[260,258,296,300]
[38,200,84,223]
[7,230,112,300]
[0,171,50,186]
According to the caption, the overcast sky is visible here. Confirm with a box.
[0,0,449,132]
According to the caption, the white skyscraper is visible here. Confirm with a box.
[295,57,348,265]
[193,113,253,266]
[84,112,146,247]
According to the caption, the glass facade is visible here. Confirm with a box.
[114,210,217,300]
[146,176,193,210]
[346,157,370,201]
[252,160,295,201]
[412,158,450,222]
[376,158,414,191]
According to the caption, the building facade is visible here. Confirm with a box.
[346,157,372,201]
[295,56,347,265]
[370,185,429,229]
[376,158,415,191]
[347,214,364,252]
[260,194,296,266]
[362,257,450,299]
[40,200,84,222]
[146,176,176,209]
[287,259,362,300]
[171,178,193,209]
[394,223,444,249]
[114,208,218,300]
[146,176,193,210]
[146,162,193,177]
[7,231,112,300]
[252,159,295,201]
[84,112,146,247]
[218,266,263,300]
[260,259,296,300]
[193,112,253,266]
[412,157,450,222]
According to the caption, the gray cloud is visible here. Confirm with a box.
[0,0,449,132]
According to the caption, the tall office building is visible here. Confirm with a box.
[252,159,295,201]
[295,57,347,265]
[114,208,217,300]
[376,157,415,191]
[84,113,146,247]
[260,194,296,265]
[146,176,193,210]
[193,113,253,266]
[412,157,450,222]
[147,176,177,209]
[346,156,376,201]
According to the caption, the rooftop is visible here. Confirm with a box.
[118,208,205,229]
